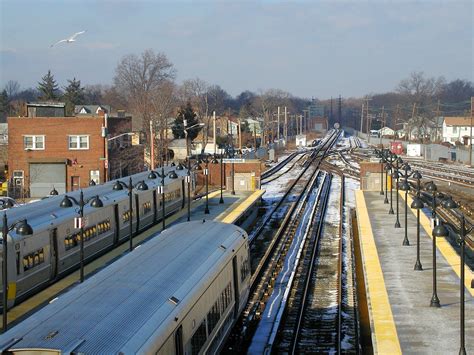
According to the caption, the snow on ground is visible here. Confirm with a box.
[262,163,306,199]
[344,178,360,209]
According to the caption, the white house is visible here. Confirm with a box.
[442,116,473,145]
[379,126,395,137]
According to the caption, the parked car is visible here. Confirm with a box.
[0,196,17,210]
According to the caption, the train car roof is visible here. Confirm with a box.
[0,221,247,353]
[0,166,188,239]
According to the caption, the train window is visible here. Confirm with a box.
[207,301,220,335]
[143,201,151,214]
[175,325,184,355]
[191,321,207,355]
[122,210,133,223]
[16,251,20,275]
[23,248,45,272]
[64,219,111,251]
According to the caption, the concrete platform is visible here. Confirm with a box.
[6,190,262,329]
[356,190,473,354]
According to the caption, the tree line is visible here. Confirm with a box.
[1,48,473,146]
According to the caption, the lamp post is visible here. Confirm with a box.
[441,196,472,355]
[425,181,442,308]
[384,163,390,204]
[2,215,33,333]
[382,150,397,205]
[411,196,424,270]
[59,191,104,282]
[374,148,384,196]
[398,163,413,245]
[149,167,178,230]
[183,121,205,221]
[187,159,191,221]
[394,157,403,228]
[219,152,224,204]
[388,163,394,215]
[113,177,137,251]
[379,158,385,196]
[199,155,211,215]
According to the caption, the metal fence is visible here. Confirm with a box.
[344,127,474,166]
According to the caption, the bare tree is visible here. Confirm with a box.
[179,78,212,151]
[252,89,291,146]
[4,80,20,99]
[114,49,176,131]
[397,72,445,141]
[149,81,177,165]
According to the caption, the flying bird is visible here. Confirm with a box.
[50,30,86,47]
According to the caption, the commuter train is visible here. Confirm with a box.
[0,221,251,354]
[0,166,192,308]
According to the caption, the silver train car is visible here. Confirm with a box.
[0,166,191,307]
[0,221,251,354]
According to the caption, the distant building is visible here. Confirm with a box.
[26,102,65,117]
[7,110,143,198]
[75,105,111,116]
[313,117,328,134]
[308,99,325,118]
[379,126,395,137]
[442,116,473,145]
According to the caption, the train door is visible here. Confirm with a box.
[113,204,119,245]
[181,180,185,209]
[232,256,240,318]
[135,194,140,233]
[49,228,59,280]
[175,325,184,355]
[71,176,80,191]
[153,190,157,223]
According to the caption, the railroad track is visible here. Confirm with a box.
[224,130,342,352]
[261,151,300,180]
[261,152,308,185]
[275,174,359,353]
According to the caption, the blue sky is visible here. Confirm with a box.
[0,0,472,98]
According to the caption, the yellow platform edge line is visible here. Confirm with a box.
[400,192,474,296]
[219,189,265,224]
[355,190,402,355]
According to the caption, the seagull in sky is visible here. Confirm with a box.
[50,30,86,47]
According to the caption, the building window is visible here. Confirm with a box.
[453,127,457,134]
[90,170,100,184]
[69,135,89,150]
[23,135,45,150]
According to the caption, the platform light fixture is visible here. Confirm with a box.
[441,195,472,355]
[59,191,104,283]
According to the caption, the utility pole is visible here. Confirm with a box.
[470,97,473,166]
[393,104,400,142]
[238,119,242,151]
[277,106,280,141]
[410,103,417,142]
[360,103,365,133]
[365,97,371,143]
[150,120,155,170]
[330,97,334,124]
[284,106,288,143]
[436,100,441,140]
[338,95,342,124]
[213,111,216,154]
[380,106,385,146]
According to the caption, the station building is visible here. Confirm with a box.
[7,103,144,198]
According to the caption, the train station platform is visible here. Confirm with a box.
[355,190,473,354]
[6,189,264,329]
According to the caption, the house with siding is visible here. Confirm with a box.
[442,116,473,145]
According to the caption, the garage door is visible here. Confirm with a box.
[30,163,66,197]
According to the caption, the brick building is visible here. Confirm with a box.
[7,110,143,197]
